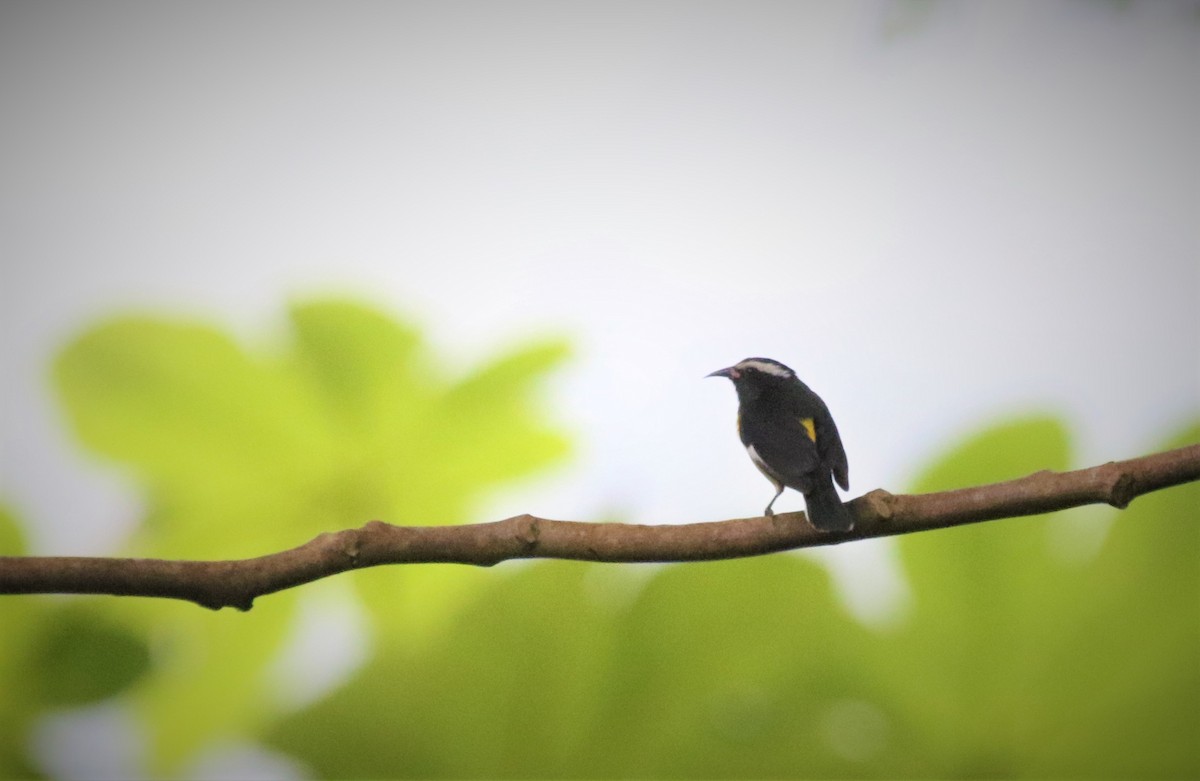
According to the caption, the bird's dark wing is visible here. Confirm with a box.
[782,388,849,492]
[742,414,822,492]
[816,412,849,491]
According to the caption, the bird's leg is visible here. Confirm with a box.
[763,485,784,517]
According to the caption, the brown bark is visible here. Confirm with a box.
[2,444,1196,611]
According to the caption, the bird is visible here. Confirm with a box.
[707,357,853,531]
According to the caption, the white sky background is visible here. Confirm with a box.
[1,1,1197,565]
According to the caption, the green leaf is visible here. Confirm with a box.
[0,502,25,556]
[0,504,39,778]
[271,555,880,779]
[1027,421,1200,777]
[910,414,1070,493]
[890,417,1072,767]
[27,605,151,708]
[0,506,152,776]
[288,299,424,434]
[53,316,331,557]
[583,556,875,779]
[884,416,1199,777]
[133,592,297,772]
[50,300,574,773]
[422,339,573,497]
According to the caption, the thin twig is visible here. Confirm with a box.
[2,444,1197,611]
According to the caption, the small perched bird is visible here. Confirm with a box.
[707,357,852,531]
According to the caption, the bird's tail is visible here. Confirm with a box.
[804,478,854,532]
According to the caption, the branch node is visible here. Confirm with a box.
[346,520,390,562]
[198,591,251,612]
[1107,470,1137,510]
[311,530,357,566]
[861,489,896,521]
[518,514,541,549]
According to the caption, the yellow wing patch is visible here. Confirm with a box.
[800,417,816,442]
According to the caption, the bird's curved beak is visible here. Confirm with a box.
[706,366,734,379]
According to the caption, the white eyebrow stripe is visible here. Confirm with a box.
[737,359,793,378]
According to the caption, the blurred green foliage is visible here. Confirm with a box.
[267,417,1199,779]
[0,301,1195,779]
[0,504,153,778]
[41,299,570,772]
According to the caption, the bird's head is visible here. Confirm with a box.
[706,357,796,402]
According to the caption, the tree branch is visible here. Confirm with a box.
[2,445,1197,611]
